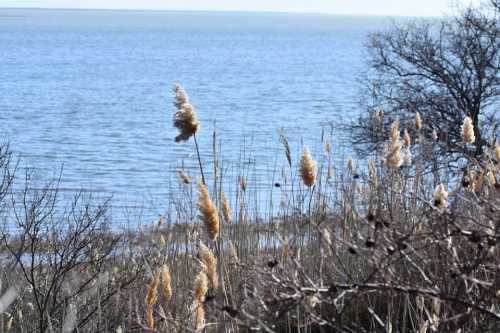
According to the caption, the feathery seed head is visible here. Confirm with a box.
[196,178,220,240]
[326,137,331,153]
[376,108,383,124]
[193,301,205,330]
[173,83,189,108]
[406,149,412,167]
[221,189,231,223]
[348,156,354,171]
[431,130,438,140]
[193,271,208,303]
[146,307,154,328]
[403,129,411,149]
[241,175,246,192]
[299,146,317,187]
[383,120,404,169]
[461,116,475,143]
[415,112,422,131]
[494,140,500,161]
[228,239,238,271]
[199,243,218,290]
[433,184,448,210]
[173,84,200,142]
[162,264,172,300]
[177,169,191,184]
[146,268,161,306]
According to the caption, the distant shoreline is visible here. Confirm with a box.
[0,7,415,19]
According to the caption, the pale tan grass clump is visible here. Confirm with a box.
[433,184,448,210]
[173,84,200,142]
[176,169,191,184]
[383,120,404,169]
[461,116,475,143]
[327,163,332,179]
[299,146,317,187]
[432,130,438,140]
[221,189,231,223]
[196,178,220,240]
[415,112,422,131]
[162,264,172,300]
[199,243,218,290]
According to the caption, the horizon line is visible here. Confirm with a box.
[0,7,434,18]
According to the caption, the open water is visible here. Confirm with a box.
[0,9,394,227]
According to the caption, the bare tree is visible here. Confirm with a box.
[350,0,500,169]
[0,141,141,332]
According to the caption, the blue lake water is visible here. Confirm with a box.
[0,9,395,227]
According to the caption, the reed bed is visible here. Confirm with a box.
[1,88,500,333]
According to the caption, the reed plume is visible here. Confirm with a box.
[415,112,422,130]
[176,169,191,184]
[431,130,438,140]
[196,178,220,240]
[227,239,238,270]
[193,271,208,303]
[403,129,411,149]
[162,264,172,300]
[221,189,231,223]
[406,149,412,167]
[241,175,247,192]
[494,140,500,160]
[299,146,317,187]
[461,116,475,143]
[146,268,161,306]
[193,302,205,331]
[278,128,292,167]
[146,307,154,328]
[173,84,200,142]
[323,228,332,252]
[326,137,331,153]
[433,184,448,210]
[199,243,218,290]
[376,107,383,124]
[6,315,12,331]
[283,237,289,262]
[383,120,404,169]
[347,156,354,171]
[369,158,375,178]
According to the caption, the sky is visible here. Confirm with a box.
[0,0,483,17]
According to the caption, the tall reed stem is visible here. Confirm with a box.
[193,134,205,185]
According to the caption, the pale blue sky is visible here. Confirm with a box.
[0,0,482,16]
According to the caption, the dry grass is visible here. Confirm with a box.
[3,89,500,333]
